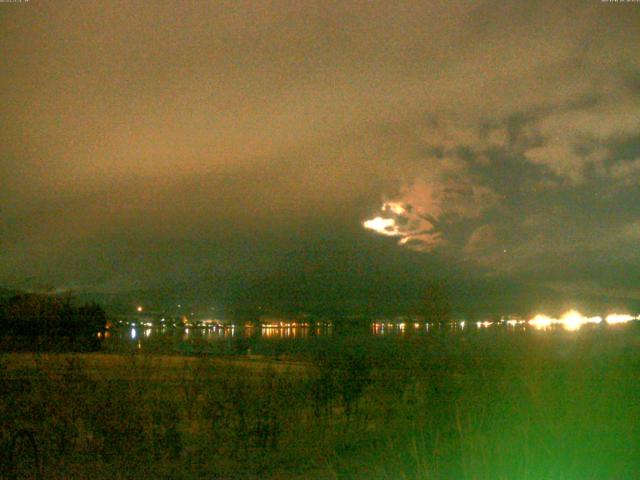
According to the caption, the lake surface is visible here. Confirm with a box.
[102,314,640,355]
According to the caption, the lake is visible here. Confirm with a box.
[102,312,640,357]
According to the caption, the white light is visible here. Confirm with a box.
[529,314,554,330]
[528,311,603,331]
[362,216,400,236]
[560,310,585,331]
[605,314,635,325]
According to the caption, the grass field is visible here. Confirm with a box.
[1,326,639,479]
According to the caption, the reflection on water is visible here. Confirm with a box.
[106,310,638,351]
[109,321,334,349]
[262,326,308,338]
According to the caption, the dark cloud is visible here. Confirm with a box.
[1,0,639,312]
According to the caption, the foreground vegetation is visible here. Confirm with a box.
[1,326,639,479]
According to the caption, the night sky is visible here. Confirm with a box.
[2,1,639,314]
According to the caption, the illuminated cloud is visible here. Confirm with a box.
[523,98,640,184]
[362,216,402,237]
[363,199,441,251]
[464,225,497,253]
[0,0,639,314]
[362,148,499,254]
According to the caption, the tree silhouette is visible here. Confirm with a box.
[0,293,106,351]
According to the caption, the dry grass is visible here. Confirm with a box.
[1,326,639,479]
[2,352,307,380]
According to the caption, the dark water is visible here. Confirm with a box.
[101,316,640,355]
[102,321,336,355]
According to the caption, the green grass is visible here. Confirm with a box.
[1,326,639,479]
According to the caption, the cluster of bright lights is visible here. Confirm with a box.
[368,312,638,336]
[604,314,636,325]
[261,322,311,328]
[560,310,602,331]
[529,314,554,330]
[527,310,638,331]
[505,319,526,326]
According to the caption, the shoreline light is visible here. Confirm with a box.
[605,314,636,325]
[529,314,554,330]
[528,310,635,331]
